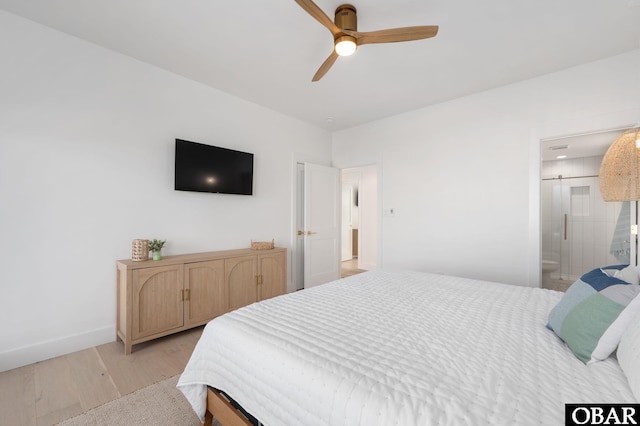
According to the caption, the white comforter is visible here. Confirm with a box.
[177,270,635,425]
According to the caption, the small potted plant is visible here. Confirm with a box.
[148,239,166,261]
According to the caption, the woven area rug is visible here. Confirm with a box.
[57,375,209,426]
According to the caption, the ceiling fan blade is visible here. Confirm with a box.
[294,0,341,36]
[312,51,339,82]
[353,26,439,45]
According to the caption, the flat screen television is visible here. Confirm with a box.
[174,139,254,195]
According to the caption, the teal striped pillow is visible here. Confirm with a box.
[547,266,640,364]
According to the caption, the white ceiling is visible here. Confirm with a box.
[541,128,627,162]
[2,0,640,130]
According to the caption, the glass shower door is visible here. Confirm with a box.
[543,175,630,283]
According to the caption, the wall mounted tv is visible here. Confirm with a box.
[174,139,254,195]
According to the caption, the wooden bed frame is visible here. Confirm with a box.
[202,387,253,426]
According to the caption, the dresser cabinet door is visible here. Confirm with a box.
[258,251,286,301]
[226,255,258,311]
[132,265,183,340]
[184,260,227,325]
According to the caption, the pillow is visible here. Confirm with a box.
[601,264,628,277]
[547,266,640,364]
[614,265,640,286]
[617,310,640,401]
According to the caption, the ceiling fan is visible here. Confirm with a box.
[294,0,439,81]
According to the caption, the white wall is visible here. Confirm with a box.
[333,50,640,287]
[0,11,331,372]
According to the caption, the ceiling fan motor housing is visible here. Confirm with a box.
[335,4,357,31]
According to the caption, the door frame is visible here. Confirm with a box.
[341,169,361,262]
[341,165,380,271]
[534,120,640,286]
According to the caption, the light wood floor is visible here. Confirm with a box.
[0,326,203,426]
[341,258,367,278]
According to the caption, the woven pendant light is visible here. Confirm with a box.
[599,127,640,201]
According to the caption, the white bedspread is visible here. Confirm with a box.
[177,270,635,425]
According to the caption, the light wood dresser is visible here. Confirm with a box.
[116,247,287,354]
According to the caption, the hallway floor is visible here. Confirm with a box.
[341,258,367,278]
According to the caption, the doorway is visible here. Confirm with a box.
[340,165,378,277]
[540,129,631,290]
[292,162,379,290]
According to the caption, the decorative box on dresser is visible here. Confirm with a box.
[116,247,287,354]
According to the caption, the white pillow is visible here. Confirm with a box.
[591,291,640,362]
[615,265,640,286]
[617,309,640,400]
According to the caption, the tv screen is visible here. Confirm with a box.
[174,139,254,195]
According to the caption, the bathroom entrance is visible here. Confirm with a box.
[541,130,631,289]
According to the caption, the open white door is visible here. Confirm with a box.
[304,163,341,288]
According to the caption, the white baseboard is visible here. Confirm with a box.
[0,326,115,373]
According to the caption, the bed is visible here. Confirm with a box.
[177,269,640,425]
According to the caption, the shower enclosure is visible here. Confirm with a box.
[541,155,630,283]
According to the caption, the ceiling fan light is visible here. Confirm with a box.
[335,36,357,56]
